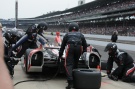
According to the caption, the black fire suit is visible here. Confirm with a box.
[107,49,135,82]
[111,34,118,42]
[59,32,87,83]
[12,25,45,58]
[4,42,14,76]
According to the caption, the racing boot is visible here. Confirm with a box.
[130,75,135,82]
[12,58,19,65]
[66,80,73,89]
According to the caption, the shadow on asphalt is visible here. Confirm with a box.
[25,67,66,80]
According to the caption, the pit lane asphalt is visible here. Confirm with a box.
[13,35,135,89]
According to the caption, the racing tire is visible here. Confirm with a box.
[25,58,29,74]
[24,49,31,74]
[73,68,101,89]
[24,54,29,74]
[24,49,43,74]
[89,54,100,68]
[101,60,107,70]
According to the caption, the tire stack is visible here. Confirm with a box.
[73,68,101,89]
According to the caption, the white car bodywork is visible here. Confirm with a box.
[21,38,101,73]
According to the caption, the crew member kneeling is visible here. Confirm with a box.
[58,22,87,89]
[104,43,135,82]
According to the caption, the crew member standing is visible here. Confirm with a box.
[111,31,118,42]
[55,32,62,46]
[58,22,87,89]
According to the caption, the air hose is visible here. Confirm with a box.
[14,63,61,86]
[14,60,107,86]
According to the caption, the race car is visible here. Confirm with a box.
[20,39,102,73]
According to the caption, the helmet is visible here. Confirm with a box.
[26,24,37,34]
[37,22,48,31]
[104,43,117,54]
[68,22,79,32]
[4,28,18,44]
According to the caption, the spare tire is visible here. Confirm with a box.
[73,68,101,89]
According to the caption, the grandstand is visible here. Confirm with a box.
[1,0,135,36]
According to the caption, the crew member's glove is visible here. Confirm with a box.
[108,74,118,81]
[4,56,11,62]
[11,57,19,65]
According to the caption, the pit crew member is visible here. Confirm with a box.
[104,43,135,82]
[58,22,87,89]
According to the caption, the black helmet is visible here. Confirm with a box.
[4,28,19,44]
[68,22,79,32]
[104,43,117,54]
[26,24,37,34]
[37,22,48,31]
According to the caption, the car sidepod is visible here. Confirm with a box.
[21,48,44,73]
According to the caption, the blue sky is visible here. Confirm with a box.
[0,0,95,19]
